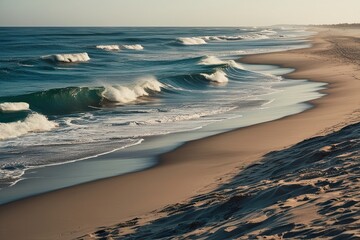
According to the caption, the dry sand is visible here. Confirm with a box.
[81,121,360,239]
[0,26,359,239]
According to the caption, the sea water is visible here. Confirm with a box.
[0,27,323,202]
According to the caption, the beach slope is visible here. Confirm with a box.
[0,26,359,239]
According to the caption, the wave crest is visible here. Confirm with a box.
[41,52,90,63]
[198,56,244,69]
[122,44,144,50]
[0,102,29,112]
[199,56,225,65]
[195,34,270,43]
[96,45,120,51]
[0,77,164,114]
[0,113,58,140]
[201,70,228,83]
[177,37,207,45]
[102,77,163,104]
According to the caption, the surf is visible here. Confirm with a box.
[177,37,207,45]
[102,77,163,104]
[96,45,120,51]
[0,102,30,112]
[122,44,144,50]
[198,56,245,69]
[41,53,90,63]
[201,69,229,83]
[0,113,58,140]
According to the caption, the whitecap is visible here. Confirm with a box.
[0,113,58,140]
[198,56,244,70]
[101,76,163,104]
[96,45,120,51]
[0,102,30,112]
[122,44,144,50]
[201,70,229,83]
[260,29,277,35]
[227,60,245,70]
[199,56,226,65]
[41,52,90,63]
[177,37,207,45]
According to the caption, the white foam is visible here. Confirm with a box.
[177,37,207,45]
[201,36,223,41]
[199,56,226,65]
[102,76,163,104]
[122,44,144,50]
[0,102,30,112]
[42,52,90,63]
[201,70,229,83]
[0,113,58,140]
[177,33,271,46]
[241,34,269,40]
[128,107,236,125]
[96,45,120,51]
[198,56,244,70]
[228,60,245,70]
[260,29,277,35]
[218,35,244,40]
[200,34,269,42]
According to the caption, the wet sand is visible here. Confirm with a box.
[0,26,359,239]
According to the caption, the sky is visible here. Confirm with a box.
[0,0,359,27]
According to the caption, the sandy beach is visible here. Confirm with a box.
[0,26,359,239]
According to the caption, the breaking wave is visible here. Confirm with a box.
[96,45,120,51]
[212,34,269,41]
[101,77,162,104]
[201,70,229,83]
[0,77,164,115]
[0,102,29,112]
[122,44,144,50]
[96,44,143,51]
[260,29,277,34]
[198,56,244,69]
[178,33,270,46]
[198,56,225,65]
[177,37,207,45]
[0,113,58,140]
[41,52,90,63]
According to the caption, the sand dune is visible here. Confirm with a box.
[80,122,359,239]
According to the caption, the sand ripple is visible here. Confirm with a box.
[79,122,360,239]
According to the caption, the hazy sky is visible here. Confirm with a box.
[0,0,359,26]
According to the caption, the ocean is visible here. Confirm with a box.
[0,27,325,202]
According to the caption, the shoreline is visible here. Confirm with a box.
[0,60,321,204]
[0,27,359,239]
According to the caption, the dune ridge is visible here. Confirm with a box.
[81,121,360,239]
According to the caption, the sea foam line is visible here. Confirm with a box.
[96,44,144,51]
[178,33,271,45]
[3,138,145,188]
